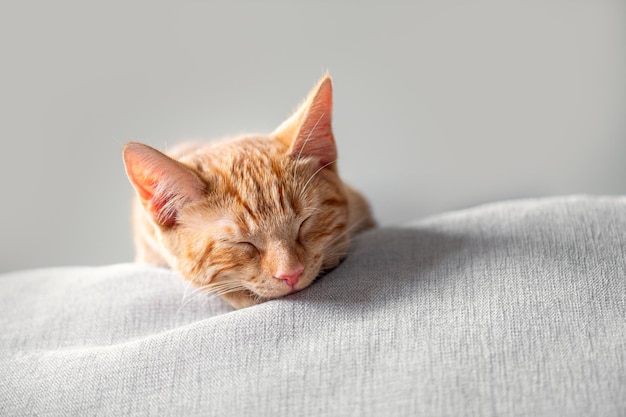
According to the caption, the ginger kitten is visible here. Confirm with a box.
[122,75,375,309]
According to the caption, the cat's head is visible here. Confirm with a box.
[123,75,372,308]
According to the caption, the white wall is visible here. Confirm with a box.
[1,1,624,272]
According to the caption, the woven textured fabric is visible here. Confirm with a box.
[1,196,625,416]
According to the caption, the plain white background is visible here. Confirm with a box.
[1,1,624,272]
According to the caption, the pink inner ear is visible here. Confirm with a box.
[289,77,337,166]
[290,127,336,167]
[126,160,159,203]
[123,142,204,227]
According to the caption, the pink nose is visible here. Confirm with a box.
[274,265,304,287]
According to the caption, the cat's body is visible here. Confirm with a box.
[123,76,374,309]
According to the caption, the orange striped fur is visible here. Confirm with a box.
[123,75,375,309]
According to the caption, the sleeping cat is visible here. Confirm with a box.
[122,75,375,309]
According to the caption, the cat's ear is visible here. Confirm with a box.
[272,74,337,168]
[122,142,205,227]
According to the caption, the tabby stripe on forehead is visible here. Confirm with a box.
[215,165,259,222]
[276,182,289,214]
[269,160,290,213]
[235,191,259,223]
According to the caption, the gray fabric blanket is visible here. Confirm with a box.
[1,195,625,416]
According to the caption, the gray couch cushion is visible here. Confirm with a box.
[1,195,625,416]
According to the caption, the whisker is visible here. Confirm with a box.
[204,280,249,296]
[253,292,266,305]
[176,278,250,316]
[175,284,214,317]
[180,282,209,305]
[299,158,337,200]
[180,278,197,305]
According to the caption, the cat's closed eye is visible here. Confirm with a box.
[236,241,260,255]
[297,216,314,242]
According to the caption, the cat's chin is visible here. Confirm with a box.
[221,289,265,309]
[221,284,302,309]
[252,284,300,301]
